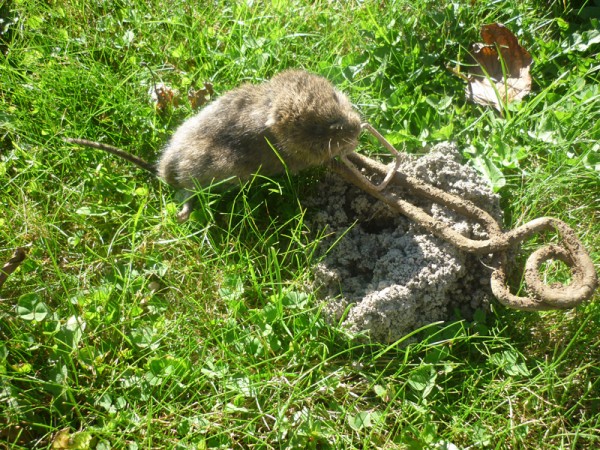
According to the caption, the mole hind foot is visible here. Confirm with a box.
[176,197,197,223]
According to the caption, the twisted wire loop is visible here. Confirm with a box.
[327,124,598,312]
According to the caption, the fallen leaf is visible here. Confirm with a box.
[51,428,96,449]
[188,82,214,110]
[149,83,179,111]
[464,23,532,111]
[52,429,72,449]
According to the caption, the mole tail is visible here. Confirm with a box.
[65,138,157,175]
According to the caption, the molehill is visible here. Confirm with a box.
[306,142,503,343]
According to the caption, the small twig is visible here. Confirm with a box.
[0,248,27,292]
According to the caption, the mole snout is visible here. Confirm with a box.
[327,112,362,154]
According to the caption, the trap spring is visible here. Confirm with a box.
[328,123,598,311]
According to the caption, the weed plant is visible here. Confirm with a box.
[1,0,598,448]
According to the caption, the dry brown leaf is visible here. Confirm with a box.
[149,83,179,111]
[188,82,214,110]
[465,23,532,111]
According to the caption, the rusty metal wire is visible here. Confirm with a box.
[328,124,598,311]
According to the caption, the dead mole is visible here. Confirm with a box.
[67,69,362,221]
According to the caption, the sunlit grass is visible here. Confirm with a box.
[1,0,598,448]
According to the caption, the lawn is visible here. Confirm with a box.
[1,0,599,448]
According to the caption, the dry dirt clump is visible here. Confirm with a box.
[305,142,503,343]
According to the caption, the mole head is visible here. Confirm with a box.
[266,71,362,167]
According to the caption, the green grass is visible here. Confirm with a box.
[1,0,599,448]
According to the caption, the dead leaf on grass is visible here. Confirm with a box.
[149,83,179,111]
[51,428,96,449]
[464,23,533,111]
[188,82,214,110]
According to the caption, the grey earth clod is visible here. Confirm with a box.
[306,142,503,343]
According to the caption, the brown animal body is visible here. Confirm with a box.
[67,69,362,221]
